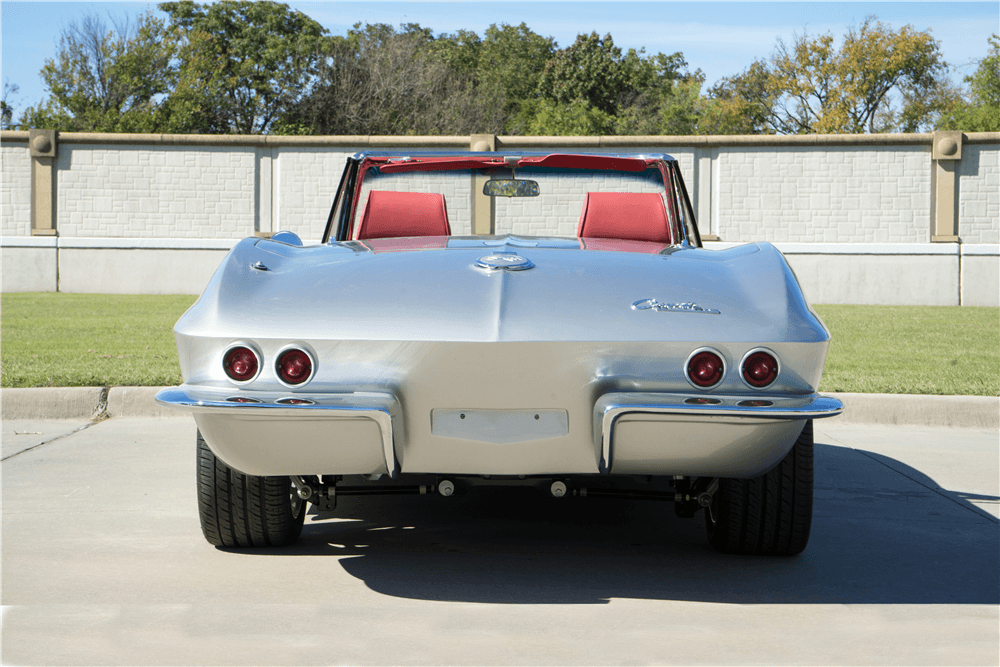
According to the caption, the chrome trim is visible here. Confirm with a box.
[251,261,269,271]
[275,397,316,405]
[270,231,302,246]
[739,347,781,391]
[594,392,844,473]
[155,386,400,477]
[683,346,727,391]
[475,252,535,271]
[631,299,720,314]
[222,342,262,386]
[737,399,774,407]
[274,344,317,388]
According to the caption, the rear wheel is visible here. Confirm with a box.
[196,431,305,548]
[705,420,813,556]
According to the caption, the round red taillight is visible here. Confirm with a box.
[223,346,259,383]
[276,348,313,386]
[686,350,725,388]
[742,350,779,388]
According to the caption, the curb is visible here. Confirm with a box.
[831,392,999,429]
[1,386,178,420]
[1,387,997,429]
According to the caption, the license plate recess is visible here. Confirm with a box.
[431,409,569,444]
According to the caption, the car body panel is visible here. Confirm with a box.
[157,152,842,480]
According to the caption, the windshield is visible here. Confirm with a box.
[346,163,678,240]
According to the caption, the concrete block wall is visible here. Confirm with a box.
[958,144,999,244]
[714,146,930,243]
[56,144,256,238]
[1,144,32,236]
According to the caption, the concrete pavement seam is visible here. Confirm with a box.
[1,420,102,462]
[854,449,1000,524]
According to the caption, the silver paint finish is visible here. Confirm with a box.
[184,237,824,345]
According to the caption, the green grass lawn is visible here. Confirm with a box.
[813,304,999,396]
[1,294,998,395]
[1,293,197,388]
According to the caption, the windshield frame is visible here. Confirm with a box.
[323,152,694,246]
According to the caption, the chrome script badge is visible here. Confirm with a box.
[632,299,721,314]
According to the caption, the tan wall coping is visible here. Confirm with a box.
[2,130,997,149]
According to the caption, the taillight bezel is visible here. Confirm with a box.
[684,347,727,390]
[222,343,262,385]
[739,347,781,390]
[274,345,316,388]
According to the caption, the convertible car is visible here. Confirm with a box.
[157,152,842,555]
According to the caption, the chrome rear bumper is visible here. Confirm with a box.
[157,386,842,479]
[595,392,843,476]
[155,387,399,477]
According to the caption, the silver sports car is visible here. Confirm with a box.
[157,152,843,555]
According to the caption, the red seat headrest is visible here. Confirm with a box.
[357,191,451,240]
[576,192,672,244]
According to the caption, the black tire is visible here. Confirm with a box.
[705,419,813,556]
[196,431,305,548]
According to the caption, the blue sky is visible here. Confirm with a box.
[2,1,998,118]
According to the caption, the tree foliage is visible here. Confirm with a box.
[2,80,19,130]
[706,17,954,134]
[20,12,177,132]
[16,5,987,136]
[938,35,1000,132]
[284,23,506,135]
[530,32,701,135]
[158,1,327,134]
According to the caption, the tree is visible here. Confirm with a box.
[475,23,555,132]
[938,35,1000,132]
[285,23,506,135]
[2,80,19,130]
[159,0,328,134]
[538,33,647,116]
[531,32,698,135]
[19,12,177,132]
[706,17,953,134]
[699,62,775,135]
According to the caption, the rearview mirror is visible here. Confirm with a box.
[483,179,540,197]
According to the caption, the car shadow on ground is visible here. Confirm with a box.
[236,442,1000,605]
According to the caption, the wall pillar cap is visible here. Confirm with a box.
[28,129,58,158]
[932,130,963,160]
[470,134,496,152]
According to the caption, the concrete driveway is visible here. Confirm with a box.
[2,416,997,665]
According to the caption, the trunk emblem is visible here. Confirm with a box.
[476,253,535,271]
